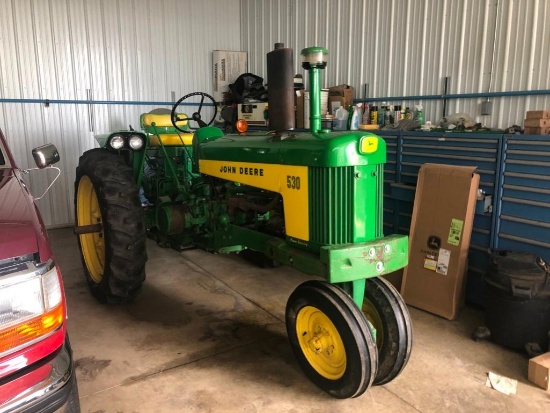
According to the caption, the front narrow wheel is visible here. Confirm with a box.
[363,277,413,385]
[286,280,378,399]
[75,149,147,303]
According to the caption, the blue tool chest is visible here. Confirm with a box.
[378,131,550,306]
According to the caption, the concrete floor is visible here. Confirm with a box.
[49,227,550,412]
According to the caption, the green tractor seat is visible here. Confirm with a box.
[140,112,193,146]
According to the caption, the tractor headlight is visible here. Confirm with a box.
[110,135,125,150]
[128,134,144,150]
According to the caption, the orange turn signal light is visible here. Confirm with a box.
[236,119,248,133]
[0,304,65,354]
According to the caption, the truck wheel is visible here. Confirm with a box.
[362,277,412,385]
[75,149,147,303]
[285,280,378,399]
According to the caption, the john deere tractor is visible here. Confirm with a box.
[74,45,412,399]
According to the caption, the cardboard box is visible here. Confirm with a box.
[401,164,480,320]
[383,269,404,291]
[526,110,550,119]
[524,118,550,127]
[329,96,346,114]
[328,84,354,110]
[528,352,550,390]
[212,50,248,102]
[524,126,550,135]
[321,89,329,115]
[295,90,305,129]
[304,91,310,128]
[303,90,328,129]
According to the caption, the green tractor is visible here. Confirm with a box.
[74,46,412,399]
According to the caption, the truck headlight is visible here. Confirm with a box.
[0,265,65,356]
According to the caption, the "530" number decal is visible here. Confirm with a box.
[286,175,301,190]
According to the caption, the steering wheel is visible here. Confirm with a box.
[171,92,218,132]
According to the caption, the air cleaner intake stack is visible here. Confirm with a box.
[267,43,295,131]
[301,47,329,138]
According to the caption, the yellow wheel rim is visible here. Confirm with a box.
[296,306,346,380]
[362,300,384,349]
[76,175,105,283]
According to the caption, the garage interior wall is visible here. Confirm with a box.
[0,0,241,227]
[242,0,550,128]
[1,0,549,228]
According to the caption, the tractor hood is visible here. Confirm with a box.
[0,169,50,262]
[198,130,386,168]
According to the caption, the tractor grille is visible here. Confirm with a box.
[309,166,355,245]
[308,164,384,246]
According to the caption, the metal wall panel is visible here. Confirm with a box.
[1,0,548,228]
[241,0,550,128]
[0,0,242,227]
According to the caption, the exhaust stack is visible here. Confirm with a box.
[267,43,295,131]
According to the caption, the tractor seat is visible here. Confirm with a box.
[140,111,193,146]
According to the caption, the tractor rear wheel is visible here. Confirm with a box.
[75,149,147,303]
[362,277,413,385]
[285,280,378,399]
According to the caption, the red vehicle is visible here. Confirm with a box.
[0,129,80,412]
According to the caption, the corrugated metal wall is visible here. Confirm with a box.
[241,0,550,128]
[0,0,242,227]
[2,0,549,227]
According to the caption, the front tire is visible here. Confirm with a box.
[286,280,378,399]
[363,277,413,385]
[75,149,147,303]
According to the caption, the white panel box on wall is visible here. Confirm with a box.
[212,50,248,102]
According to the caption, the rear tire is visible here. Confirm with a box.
[75,149,147,303]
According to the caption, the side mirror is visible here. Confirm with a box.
[32,144,60,169]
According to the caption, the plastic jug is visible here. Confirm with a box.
[333,106,348,131]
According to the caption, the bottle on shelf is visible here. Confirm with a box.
[414,105,425,125]
[394,105,402,124]
[333,106,348,130]
[350,103,361,130]
[370,106,378,125]
[385,105,392,126]
[347,105,354,130]
[362,103,370,125]
[378,104,386,127]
